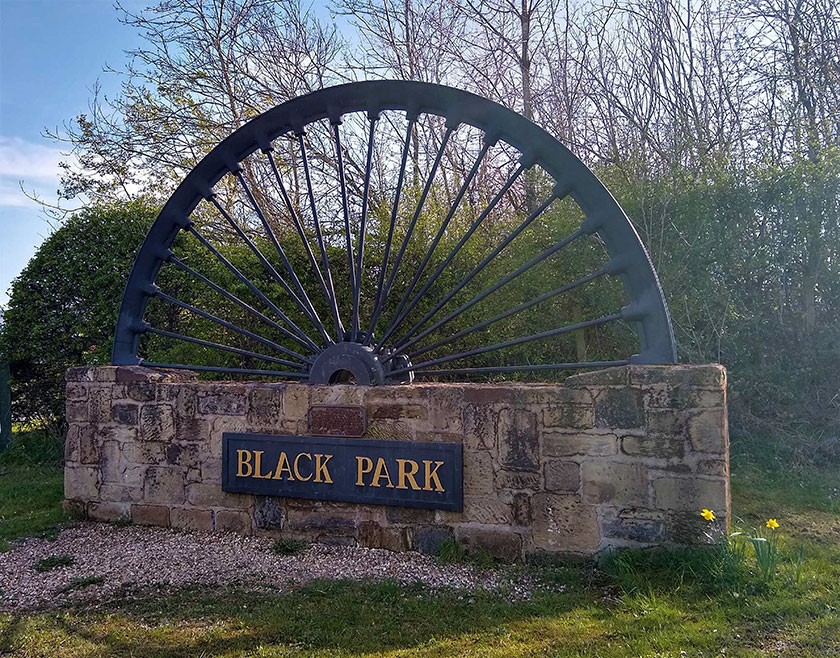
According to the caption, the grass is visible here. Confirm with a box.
[0,432,839,656]
[33,555,75,573]
[55,576,105,595]
[271,538,309,555]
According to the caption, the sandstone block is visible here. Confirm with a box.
[125,382,156,402]
[543,432,617,457]
[65,466,99,501]
[688,408,728,453]
[171,507,213,531]
[456,526,522,561]
[144,466,185,505]
[511,492,531,526]
[495,469,541,491]
[498,408,539,470]
[247,385,284,430]
[111,403,140,425]
[460,495,514,525]
[621,434,685,458]
[88,501,130,522]
[542,404,594,429]
[254,496,284,529]
[139,404,175,442]
[198,388,247,415]
[652,475,727,511]
[630,365,725,389]
[66,399,89,423]
[462,404,497,451]
[565,366,631,387]
[599,507,666,543]
[581,462,647,506]
[99,483,145,503]
[594,388,644,429]
[66,382,88,400]
[411,526,453,554]
[463,450,495,495]
[531,493,600,551]
[696,459,728,477]
[386,506,435,525]
[131,504,170,526]
[215,509,252,533]
[544,460,580,493]
[186,483,252,509]
[359,523,409,551]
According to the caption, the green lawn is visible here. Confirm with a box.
[1,456,839,657]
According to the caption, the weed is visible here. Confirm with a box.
[436,538,466,564]
[271,539,309,556]
[56,576,104,594]
[33,555,75,572]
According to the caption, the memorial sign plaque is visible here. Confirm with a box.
[222,433,463,511]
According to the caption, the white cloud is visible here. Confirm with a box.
[0,136,65,180]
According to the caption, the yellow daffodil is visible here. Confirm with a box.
[766,518,780,529]
[701,509,716,522]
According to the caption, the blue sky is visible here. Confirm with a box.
[0,0,145,307]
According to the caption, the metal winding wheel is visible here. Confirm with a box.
[112,81,676,385]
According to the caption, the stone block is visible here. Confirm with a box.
[125,382,156,402]
[411,526,453,555]
[594,388,644,429]
[456,527,522,561]
[646,409,689,438]
[463,386,518,404]
[463,450,495,495]
[65,466,99,501]
[653,476,727,512]
[581,462,647,506]
[87,387,112,423]
[495,469,541,491]
[386,506,435,525]
[139,404,175,442]
[543,432,617,457]
[286,510,357,533]
[66,366,95,382]
[201,459,223,482]
[498,409,539,470]
[665,510,717,544]
[630,365,726,389]
[542,404,594,429]
[565,366,631,387]
[133,441,166,464]
[198,387,247,415]
[621,434,684,458]
[460,495,513,525]
[66,382,88,400]
[111,403,140,425]
[282,385,309,421]
[688,408,728,453]
[79,430,100,464]
[531,493,600,551]
[696,459,728,477]
[254,496,284,529]
[144,466,185,505]
[88,501,130,522]
[247,385,284,430]
[132,504,170,527]
[186,483,252,509]
[544,461,580,493]
[66,399,89,423]
[599,507,666,543]
[359,523,409,552]
[64,427,80,462]
[98,483,145,503]
[216,509,252,533]
[511,492,531,525]
[171,507,214,531]
[164,443,203,471]
[462,404,497,451]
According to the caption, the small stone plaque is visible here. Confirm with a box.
[308,405,366,437]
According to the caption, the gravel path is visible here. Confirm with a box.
[0,523,523,611]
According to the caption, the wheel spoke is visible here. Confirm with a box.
[144,326,309,369]
[389,139,492,327]
[354,114,378,341]
[408,266,611,359]
[365,114,417,344]
[332,119,357,318]
[231,170,329,343]
[389,212,587,358]
[298,131,344,340]
[154,290,310,368]
[168,255,313,363]
[141,361,308,378]
[265,148,337,345]
[411,360,631,377]
[186,225,319,352]
[207,193,326,343]
[387,312,623,376]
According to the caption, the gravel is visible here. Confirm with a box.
[0,523,528,611]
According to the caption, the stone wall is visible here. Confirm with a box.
[64,365,729,558]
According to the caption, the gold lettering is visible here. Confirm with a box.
[314,453,333,483]
[236,450,253,477]
[271,452,294,481]
[371,457,394,488]
[396,459,421,490]
[293,452,312,481]
[356,456,373,486]
[423,460,445,492]
[253,450,273,479]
